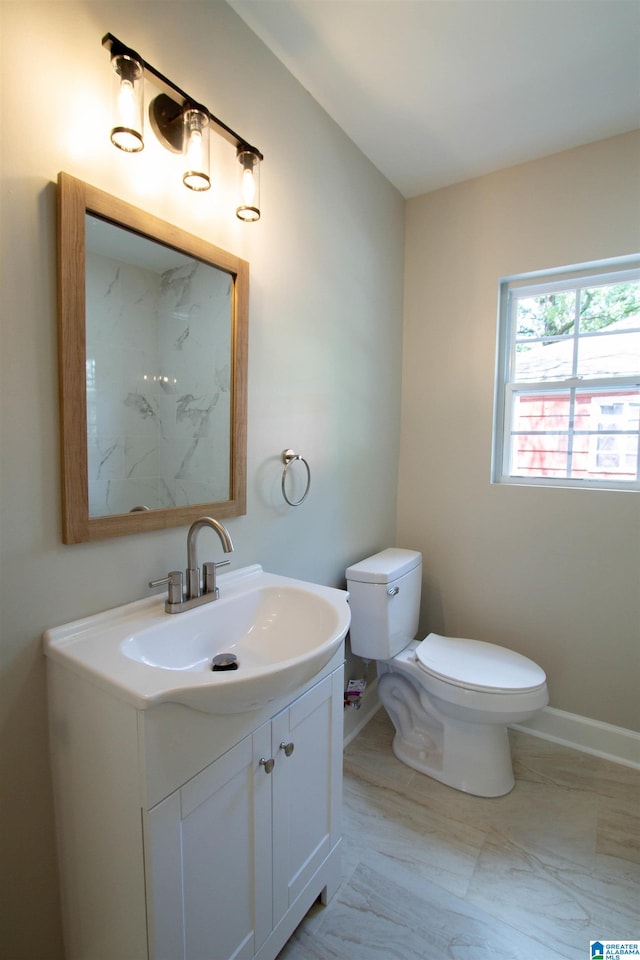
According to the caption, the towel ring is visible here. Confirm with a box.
[281,449,311,506]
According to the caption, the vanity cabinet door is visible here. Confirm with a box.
[271,668,343,925]
[145,665,343,960]
[146,722,273,960]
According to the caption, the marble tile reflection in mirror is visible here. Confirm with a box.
[85,216,232,517]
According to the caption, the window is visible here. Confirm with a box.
[492,258,640,490]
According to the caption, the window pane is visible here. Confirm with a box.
[579,280,640,333]
[579,434,638,480]
[509,432,568,478]
[515,339,574,381]
[576,328,640,377]
[510,392,570,477]
[587,390,640,428]
[512,392,571,431]
[584,391,640,480]
[515,291,576,340]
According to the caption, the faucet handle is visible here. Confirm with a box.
[149,570,183,605]
[203,559,231,595]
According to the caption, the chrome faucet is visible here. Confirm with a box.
[149,516,234,614]
[186,516,234,600]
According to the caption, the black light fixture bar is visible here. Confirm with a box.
[102,33,263,160]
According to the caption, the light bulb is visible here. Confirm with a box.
[241,166,256,206]
[117,80,135,125]
[185,129,202,169]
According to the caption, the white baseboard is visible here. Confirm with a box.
[345,691,640,770]
[511,706,640,770]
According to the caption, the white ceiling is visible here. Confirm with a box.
[229,0,640,198]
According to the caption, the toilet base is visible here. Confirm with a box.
[378,671,517,797]
[390,720,515,798]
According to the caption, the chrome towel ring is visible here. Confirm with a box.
[281,449,311,506]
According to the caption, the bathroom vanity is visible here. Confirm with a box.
[44,566,349,960]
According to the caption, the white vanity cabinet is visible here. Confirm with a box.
[145,669,343,960]
[47,651,344,960]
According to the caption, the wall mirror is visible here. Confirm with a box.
[57,172,248,543]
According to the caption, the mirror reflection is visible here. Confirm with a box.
[85,215,232,517]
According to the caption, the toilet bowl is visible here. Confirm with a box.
[346,549,548,797]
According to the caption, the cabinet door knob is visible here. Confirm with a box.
[279,741,295,757]
[259,757,275,774]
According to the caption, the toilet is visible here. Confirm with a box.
[346,548,548,797]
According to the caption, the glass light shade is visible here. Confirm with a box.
[110,52,144,152]
[182,109,211,191]
[236,148,261,222]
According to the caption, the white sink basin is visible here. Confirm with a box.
[44,565,350,714]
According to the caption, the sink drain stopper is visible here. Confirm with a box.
[211,653,239,672]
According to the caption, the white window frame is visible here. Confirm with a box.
[492,256,640,492]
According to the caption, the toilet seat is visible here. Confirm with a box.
[415,633,547,694]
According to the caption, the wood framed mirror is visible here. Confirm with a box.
[57,172,248,543]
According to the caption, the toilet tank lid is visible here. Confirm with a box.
[346,548,422,584]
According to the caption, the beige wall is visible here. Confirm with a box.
[0,3,404,956]
[2,3,638,955]
[399,131,640,733]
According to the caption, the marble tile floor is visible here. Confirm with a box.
[277,708,640,960]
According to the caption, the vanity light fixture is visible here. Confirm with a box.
[182,107,211,191]
[236,147,261,222]
[103,33,263,220]
[109,45,144,152]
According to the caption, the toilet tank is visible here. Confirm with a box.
[346,548,422,660]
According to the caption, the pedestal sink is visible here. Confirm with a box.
[44,565,350,714]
